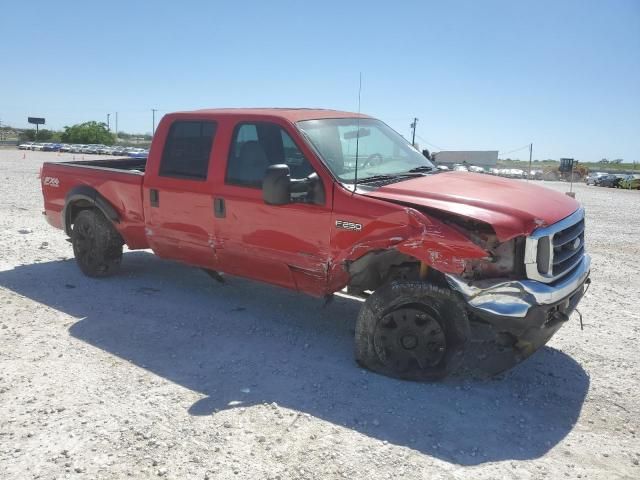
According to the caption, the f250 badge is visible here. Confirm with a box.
[43,177,60,188]
[336,220,362,231]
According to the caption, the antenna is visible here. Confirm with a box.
[353,72,362,193]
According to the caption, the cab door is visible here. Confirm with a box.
[213,120,333,295]
[143,119,219,268]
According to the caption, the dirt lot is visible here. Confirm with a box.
[1,148,639,479]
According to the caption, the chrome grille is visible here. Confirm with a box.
[524,208,586,283]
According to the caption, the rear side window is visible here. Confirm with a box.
[159,121,216,180]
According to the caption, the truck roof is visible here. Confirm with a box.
[175,108,370,122]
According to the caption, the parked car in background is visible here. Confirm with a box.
[597,174,624,188]
[111,146,128,156]
[84,145,104,154]
[620,174,640,190]
[18,142,35,150]
[97,146,113,155]
[127,148,149,158]
[453,164,468,172]
[43,143,62,152]
[528,169,544,180]
[435,165,450,171]
[32,143,45,151]
[59,144,72,152]
[586,172,608,185]
[468,165,485,173]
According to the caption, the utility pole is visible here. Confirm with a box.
[107,113,111,131]
[115,112,118,140]
[410,117,418,147]
[528,143,533,181]
[152,109,157,136]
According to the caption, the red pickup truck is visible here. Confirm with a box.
[41,108,590,380]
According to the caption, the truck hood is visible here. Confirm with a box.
[362,172,580,241]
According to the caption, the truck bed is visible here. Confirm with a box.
[57,157,147,173]
[41,158,149,249]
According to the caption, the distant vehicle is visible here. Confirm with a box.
[436,165,450,171]
[42,143,62,152]
[70,144,85,153]
[18,142,35,150]
[453,164,468,172]
[84,145,104,154]
[127,148,149,158]
[32,143,45,151]
[502,168,525,179]
[597,174,623,188]
[619,174,640,190]
[97,146,113,155]
[528,169,543,180]
[59,144,72,152]
[468,165,485,174]
[585,172,608,185]
[111,146,127,156]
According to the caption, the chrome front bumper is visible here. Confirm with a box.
[445,254,591,318]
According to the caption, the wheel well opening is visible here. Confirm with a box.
[66,200,97,232]
[346,249,447,294]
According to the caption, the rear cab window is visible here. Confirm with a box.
[159,121,217,180]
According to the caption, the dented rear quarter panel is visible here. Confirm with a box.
[41,162,148,249]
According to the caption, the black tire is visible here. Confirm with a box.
[355,281,469,381]
[71,209,123,277]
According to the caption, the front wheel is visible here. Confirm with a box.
[71,209,123,277]
[355,281,469,381]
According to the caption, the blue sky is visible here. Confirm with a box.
[1,0,638,161]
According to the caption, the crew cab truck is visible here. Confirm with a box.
[41,108,591,380]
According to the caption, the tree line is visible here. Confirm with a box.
[18,121,152,144]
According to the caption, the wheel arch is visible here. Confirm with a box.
[63,185,120,236]
[346,248,448,294]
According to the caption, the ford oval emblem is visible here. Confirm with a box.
[572,238,581,250]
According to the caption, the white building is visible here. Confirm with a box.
[432,150,498,168]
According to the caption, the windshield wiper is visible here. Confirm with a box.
[356,173,422,184]
[407,165,436,173]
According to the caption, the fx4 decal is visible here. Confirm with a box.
[43,177,60,188]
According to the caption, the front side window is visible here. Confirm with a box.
[297,118,434,183]
[226,122,314,188]
[159,121,216,180]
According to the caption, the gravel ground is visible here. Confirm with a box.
[1,148,639,480]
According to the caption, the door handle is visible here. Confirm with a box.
[214,197,225,218]
[150,189,159,207]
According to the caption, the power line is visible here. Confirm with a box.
[415,134,444,151]
[498,144,531,156]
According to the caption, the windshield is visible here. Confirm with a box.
[297,118,435,183]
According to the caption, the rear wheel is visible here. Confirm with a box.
[71,209,123,277]
[355,281,469,381]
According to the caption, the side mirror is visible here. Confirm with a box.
[263,164,291,205]
[291,172,325,205]
[263,164,326,206]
